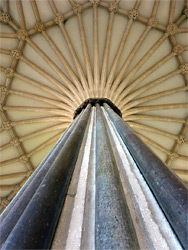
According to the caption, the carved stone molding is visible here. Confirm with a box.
[5,67,15,78]
[26,170,33,178]
[72,3,82,15]
[108,1,119,13]
[54,13,64,24]
[17,29,28,40]
[19,154,29,163]
[128,9,138,20]
[35,21,45,32]
[0,12,11,24]
[169,152,179,160]
[0,104,4,113]
[1,198,9,207]
[90,0,100,6]
[0,86,8,95]
[180,64,188,74]
[147,17,158,27]
[11,49,21,59]
[10,138,20,147]
[173,44,184,55]
[178,135,188,144]
[13,185,21,193]
[166,23,178,35]
[183,7,188,17]
[2,121,12,130]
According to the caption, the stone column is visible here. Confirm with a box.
[1,101,187,250]
[0,113,80,245]
[104,103,188,250]
[95,104,139,249]
[1,104,91,249]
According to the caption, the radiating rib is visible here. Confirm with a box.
[0,128,4,133]
[173,169,188,175]
[1,178,27,204]
[0,65,73,107]
[27,20,55,37]
[0,143,10,151]
[168,0,176,24]
[178,155,188,161]
[0,185,15,190]
[60,23,90,98]
[100,10,115,97]
[112,33,169,103]
[14,72,71,104]
[68,0,93,94]
[0,38,34,171]
[169,36,188,86]
[0,33,17,38]
[3,0,9,12]
[109,25,152,98]
[48,0,57,13]
[93,3,100,97]
[25,38,84,103]
[30,0,40,21]
[109,0,160,98]
[122,86,188,112]
[123,103,188,116]
[42,32,86,99]
[30,0,87,101]
[11,116,68,126]
[63,1,91,20]
[0,49,11,55]
[0,157,23,167]
[176,10,187,26]
[50,8,90,99]
[16,0,26,29]
[124,115,187,124]
[8,21,19,32]
[105,19,134,96]
[99,1,166,32]
[77,11,94,95]
[178,27,188,33]
[20,123,68,141]
[0,172,28,180]
[0,123,67,151]
[19,56,79,108]
[135,130,170,155]
[27,131,63,157]
[137,131,187,160]
[113,51,175,106]
[122,69,181,105]
[3,106,72,117]
[8,89,72,111]
[107,0,151,96]
[127,121,178,140]
[48,0,91,100]
[136,130,188,163]
[166,124,188,165]
[177,0,188,25]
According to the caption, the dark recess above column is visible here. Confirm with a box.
[73,98,122,119]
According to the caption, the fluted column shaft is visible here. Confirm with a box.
[0,102,187,250]
[0,113,80,245]
[95,104,139,249]
[104,103,188,249]
[1,104,91,249]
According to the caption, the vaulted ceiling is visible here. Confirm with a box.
[0,0,187,212]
